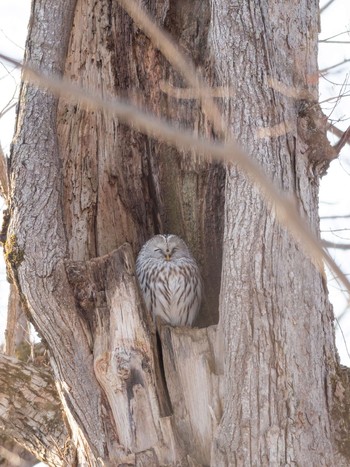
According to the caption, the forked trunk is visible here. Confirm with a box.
[2,0,349,466]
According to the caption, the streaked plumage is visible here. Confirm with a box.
[136,234,202,326]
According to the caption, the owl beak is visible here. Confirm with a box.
[165,254,171,261]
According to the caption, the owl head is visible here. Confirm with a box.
[139,234,192,262]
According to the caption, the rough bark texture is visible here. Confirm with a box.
[210,1,338,465]
[2,0,349,465]
[0,354,74,466]
[0,144,8,200]
[0,438,37,467]
[7,0,112,464]
[4,285,30,357]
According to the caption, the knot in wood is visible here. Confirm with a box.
[94,353,109,376]
[115,352,131,380]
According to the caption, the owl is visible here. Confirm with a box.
[136,234,202,326]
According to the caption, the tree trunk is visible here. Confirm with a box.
[1,0,349,466]
[210,2,338,464]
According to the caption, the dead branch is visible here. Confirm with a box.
[320,0,337,14]
[1,51,350,304]
[333,125,350,155]
[323,240,350,250]
[320,58,350,74]
[321,214,350,220]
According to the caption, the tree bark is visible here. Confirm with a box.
[0,354,74,466]
[2,0,350,466]
[4,285,30,357]
[210,1,338,464]
[7,0,112,464]
[57,0,224,325]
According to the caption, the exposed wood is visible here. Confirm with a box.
[0,354,74,466]
[57,0,224,326]
[160,325,223,466]
[66,245,189,465]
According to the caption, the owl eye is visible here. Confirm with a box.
[154,248,162,252]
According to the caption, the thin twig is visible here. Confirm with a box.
[159,81,235,100]
[333,125,350,154]
[321,214,350,220]
[320,0,337,14]
[323,240,350,250]
[320,58,350,74]
[319,30,350,43]
[0,101,17,119]
[319,40,350,44]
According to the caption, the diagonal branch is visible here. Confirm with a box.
[320,0,337,14]
[333,125,350,155]
[1,51,350,303]
[323,240,350,250]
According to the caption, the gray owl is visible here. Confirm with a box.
[136,234,202,326]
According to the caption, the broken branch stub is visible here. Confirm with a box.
[66,244,223,465]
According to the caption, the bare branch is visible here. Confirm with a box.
[1,51,350,306]
[321,214,350,220]
[328,123,348,140]
[333,125,350,155]
[319,30,350,43]
[325,122,350,151]
[320,0,337,14]
[320,58,350,74]
[323,240,350,250]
